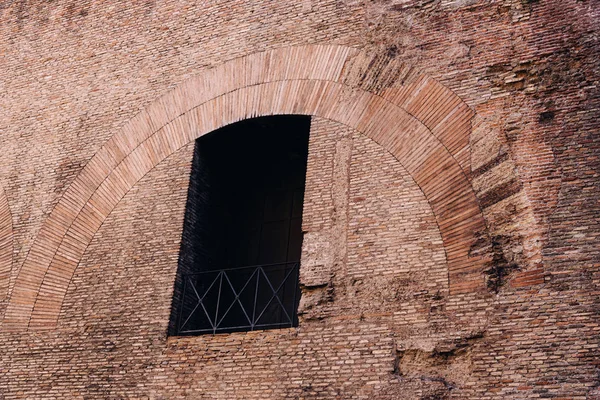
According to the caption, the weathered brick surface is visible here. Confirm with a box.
[0,185,12,304]
[3,47,488,330]
[0,0,598,398]
[347,132,447,298]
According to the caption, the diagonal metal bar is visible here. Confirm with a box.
[216,269,255,328]
[179,272,221,332]
[179,276,203,331]
[189,277,202,301]
[253,265,297,325]
[213,271,224,334]
[252,267,260,328]
[198,272,222,302]
[266,264,297,322]
[197,272,224,331]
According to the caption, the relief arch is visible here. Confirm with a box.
[3,44,488,332]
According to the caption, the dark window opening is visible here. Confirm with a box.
[169,115,310,336]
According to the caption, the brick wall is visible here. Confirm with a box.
[0,0,598,398]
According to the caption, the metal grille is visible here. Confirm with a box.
[177,262,300,335]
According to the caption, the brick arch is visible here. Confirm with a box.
[3,45,487,332]
[0,185,13,302]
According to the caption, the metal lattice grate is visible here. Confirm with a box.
[177,262,300,335]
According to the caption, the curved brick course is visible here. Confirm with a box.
[0,185,13,302]
[3,45,487,332]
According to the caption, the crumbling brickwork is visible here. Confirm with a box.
[0,0,598,399]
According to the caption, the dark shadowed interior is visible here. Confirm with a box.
[169,115,311,335]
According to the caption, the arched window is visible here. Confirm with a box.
[169,115,310,335]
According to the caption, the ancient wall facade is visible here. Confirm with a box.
[0,1,598,399]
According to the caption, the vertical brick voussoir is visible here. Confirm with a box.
[4,45,487,332]
[379,75,475,176]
